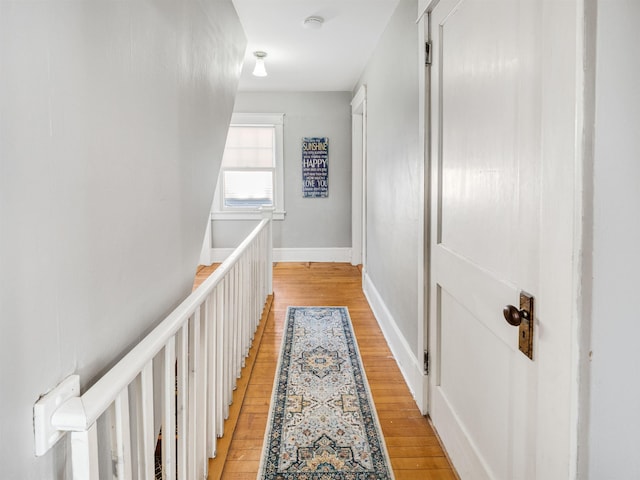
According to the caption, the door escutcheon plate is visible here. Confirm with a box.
[518,292,534,360]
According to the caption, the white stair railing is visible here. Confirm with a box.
[34,212,273,480]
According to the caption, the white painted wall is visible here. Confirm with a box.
[586,1,640,477]
[354,0,421,358]
[211,92,353,251]
[0,1,245,477]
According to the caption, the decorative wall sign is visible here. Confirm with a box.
[302,137,329,198]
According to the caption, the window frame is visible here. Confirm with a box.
[211,113,285,220]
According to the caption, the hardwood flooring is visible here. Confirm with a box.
[195,262,457,480]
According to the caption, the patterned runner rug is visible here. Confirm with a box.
[258,306,394,479]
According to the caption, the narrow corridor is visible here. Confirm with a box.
[196,262,457,480]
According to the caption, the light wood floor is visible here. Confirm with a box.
[195,262,457,480]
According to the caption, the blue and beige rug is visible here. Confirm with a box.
[258,306,394,479]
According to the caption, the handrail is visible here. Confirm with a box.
[35,211,273,479]
[51,218,270,432]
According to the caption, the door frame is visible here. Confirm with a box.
[418,3,430,414]
[351,85,367,270]
[421,0,587,477]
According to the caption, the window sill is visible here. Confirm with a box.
[210,210,286,221]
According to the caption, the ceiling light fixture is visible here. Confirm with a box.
[252,51,267,77]
[303,16,324,30]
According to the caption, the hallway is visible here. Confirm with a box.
[196,262,456,480]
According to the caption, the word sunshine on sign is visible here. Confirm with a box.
[302,137,329,198]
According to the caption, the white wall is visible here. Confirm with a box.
[354,0,421,357]
[586,1,640,477]
[0,1,245,477]
[211,92,353,254]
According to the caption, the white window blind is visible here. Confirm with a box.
[222,126,274,168]
[221,125,275,208]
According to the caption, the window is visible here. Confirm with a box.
[212,113,285,220]
[222,125,274,208]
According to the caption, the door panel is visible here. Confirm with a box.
[439,288,512,478]
[438,0,519,282]
[429,0,541,478]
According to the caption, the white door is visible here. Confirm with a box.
[428,0,578,478]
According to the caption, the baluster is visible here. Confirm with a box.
[71,423,99,480]
[199,301,209,477]
[248,248,253,342]
[250,244,255,336]
[266,217,273,295]
[259,230,265,313]
[250,242,256,341]
[234,263,241,381]
[239,254,245,366]
[238,260,244,376]
[223,274,231,419]
[250,241,256,337]
[255,233,260,316]
[114,389,133,480]
[216,284,225,434]
[254,230,259,328]
[239,254,246,367]
[108,403,118,479]
[234,266,238,394]
[137,362,155,480]
[163,337,176,480]
[208,289,218,458]
[176,325,188,480]
[258,230,262,299]
[231,265,237,393]
[188,312,199,478]
[257,235,262,329]
[250,243,255,339]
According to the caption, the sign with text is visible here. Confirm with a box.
[302,137,329,198]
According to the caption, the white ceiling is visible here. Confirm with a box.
[232,0,400,92]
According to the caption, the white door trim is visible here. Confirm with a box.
[351,85,367,269]
[417,3,429,413]
[536,2,585,477]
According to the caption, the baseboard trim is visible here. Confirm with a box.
[362,272,427,413]
[272,248,352,263]
[209,247,353,264]
[209,248,235,263]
